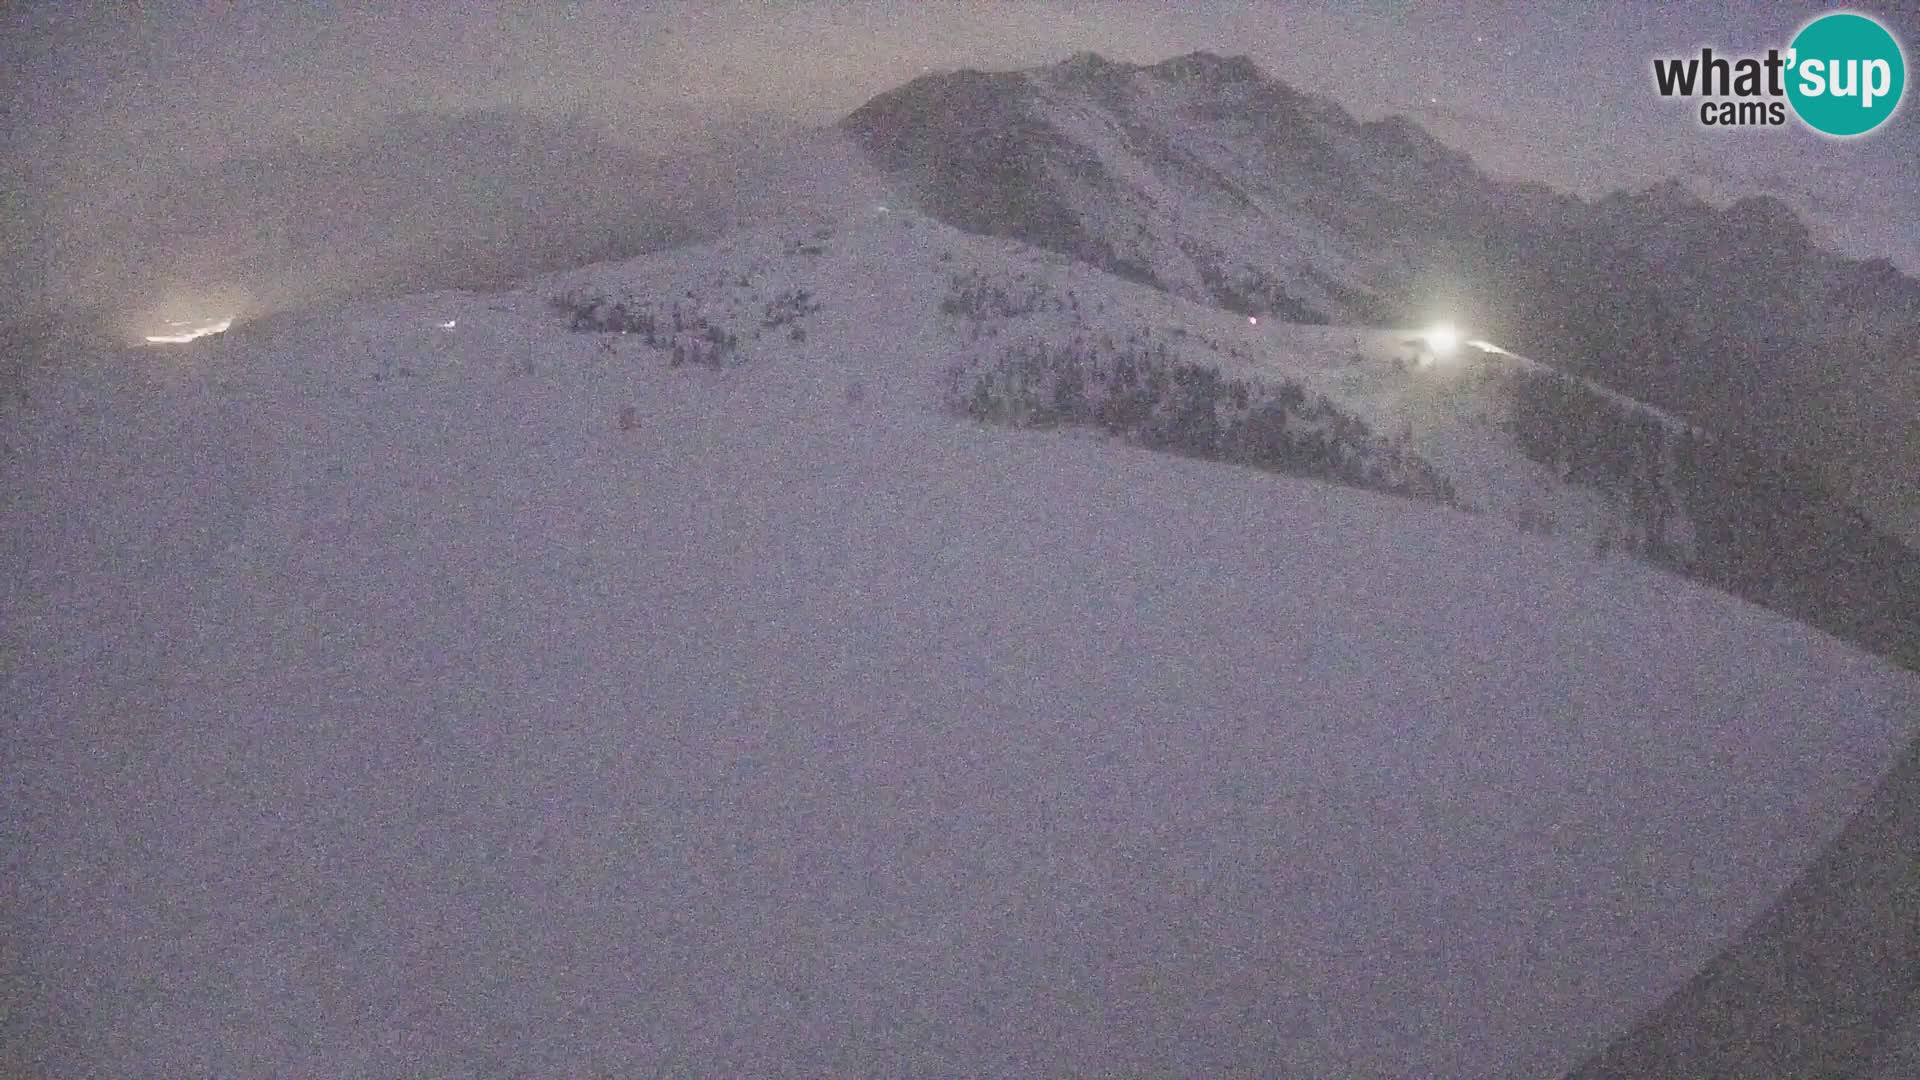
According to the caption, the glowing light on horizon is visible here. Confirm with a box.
[144,316,233,344]
[439,319,457,329]
[1422,322,1459,357]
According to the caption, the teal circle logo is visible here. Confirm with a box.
[1786,12,1905,136]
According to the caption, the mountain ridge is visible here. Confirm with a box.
[836,51,1920,671]
[841,50,1920,547]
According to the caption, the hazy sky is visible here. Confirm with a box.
[6,1,1917,317]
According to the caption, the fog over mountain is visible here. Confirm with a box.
[11,108,806,343]
[8,10,1920,1075]
[8,168,1916,1078]
[10,3,1919,313]
[9,6,1913,540]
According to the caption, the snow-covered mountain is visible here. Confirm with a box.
[839,53,1920,670]
[535,192,1920,672]
[7,192,1918,1076]
[844,50,1920,373]
[843,50,1920,552]
[843,50,1447,325]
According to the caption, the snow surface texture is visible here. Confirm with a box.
[6,208,1917,1077]
[1563,679,1920,1077]
[1867,1007,1920,1079]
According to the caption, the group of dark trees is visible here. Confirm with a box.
[1192,258,1328,324]
[550,292,741,369]
[1505,367,1920,670]
[938,269,1080,322]
[761,288,822,337]
[1506,369,1685,562]
[946,333,1457,507]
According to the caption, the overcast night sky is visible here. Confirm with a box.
[4,1,1917,321]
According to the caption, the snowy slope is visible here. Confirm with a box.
[842,51,1920,596]
[543,203,1699,558]
[1868,1011,1920,1079]
[5,208,1918,1077]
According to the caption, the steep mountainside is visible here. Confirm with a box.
[841,50,1920,546]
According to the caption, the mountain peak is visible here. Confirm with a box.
[1051,50,1141,90]
[1363,114,1457,158]
[1721,193,1811,250]
[1595,177,1695,203]
[1645,177,1708,209]
[1723,192,1799,226]
[1061,50,1126,72]
[1594,178,1711,224]
[1150,51,1265,84]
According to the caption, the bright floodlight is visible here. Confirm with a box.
[1422,322,1460,356]
[144,316,233,344]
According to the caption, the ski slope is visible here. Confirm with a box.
[5,208,1917,1077]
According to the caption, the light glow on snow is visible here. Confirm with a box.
[1422,322,1460,357]
[143,316,233,344]
[438,320,457,329]
[1248,316,1258,325]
